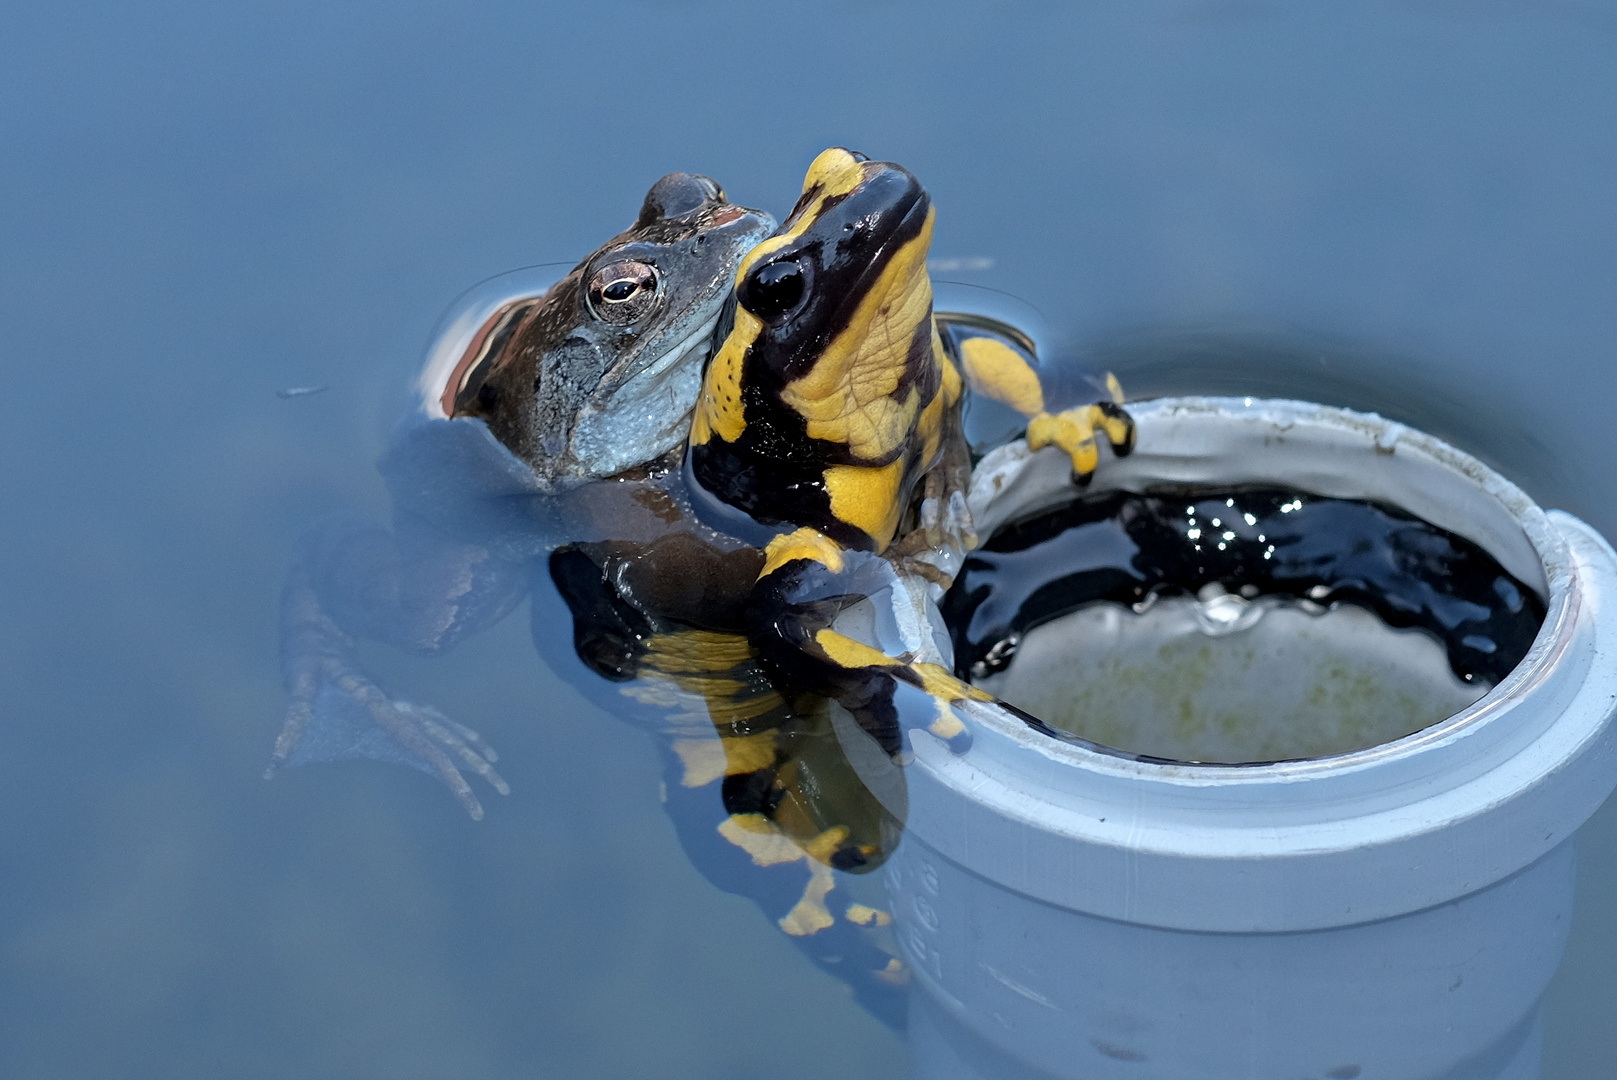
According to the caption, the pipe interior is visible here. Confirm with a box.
[955,402,1551,764]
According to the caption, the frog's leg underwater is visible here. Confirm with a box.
[270,515,521,818]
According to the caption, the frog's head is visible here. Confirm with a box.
[445,173,773,488]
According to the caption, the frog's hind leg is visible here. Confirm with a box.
[270,552,510,819]
[896,399,977,563]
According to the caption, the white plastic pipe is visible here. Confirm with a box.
[850,398,1617,1080]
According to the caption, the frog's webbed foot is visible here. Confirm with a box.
[915,467,977,555]
[891,482,973,587]
[1026,392,1137,483]
[894,406,976,572]
[270,670,508,819]
[273,580,508,818]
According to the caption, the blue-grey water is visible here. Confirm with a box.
[4,2,1616,1076]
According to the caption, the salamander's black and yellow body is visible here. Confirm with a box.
[686,148,1136,756]
[544,527,909,1027]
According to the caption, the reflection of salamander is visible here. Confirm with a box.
[532,486,912,1026]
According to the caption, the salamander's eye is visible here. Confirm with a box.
[586,260,660,324]
[740,258,806,322]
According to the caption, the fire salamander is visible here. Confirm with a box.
[684,147,1134,758]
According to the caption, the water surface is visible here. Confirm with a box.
[4,2,1616,1076]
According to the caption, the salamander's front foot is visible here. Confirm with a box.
[1027,394,1137,484]
[269,659,509,819]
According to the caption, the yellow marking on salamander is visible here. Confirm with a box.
[671,737,727,788]
[639,632,787,728]
[779,860,837,936]
[690,310,761,446]
[671,732,777,788]
[644,630,755,671]
[760,527,846,578]
[721,731,779,775]
[928,704,967,741]
[803,824,852,865]
[1028,405,1103,476]
[814,628,904,670]
[667,682,784,727]
[717,812,846,937]
[959,336,1046,417]
[778,209,937,461]
[801,147,867,201]
[845,903,893,927]
[822,457,908,548]
[718,812,804,864]
[938,335,963,406]
[914,386,945,470]
[874,957,910,986]
[692,151,868,448]
[1106,371,1125,405]
[910,661,994,703]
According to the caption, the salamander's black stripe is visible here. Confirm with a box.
[691,425,847,544]
[721,768,786,817]
[899,312,942,408]
[781,183,856,242]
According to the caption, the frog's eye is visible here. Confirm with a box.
[586,261,660,324]
[740,258,806,322]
